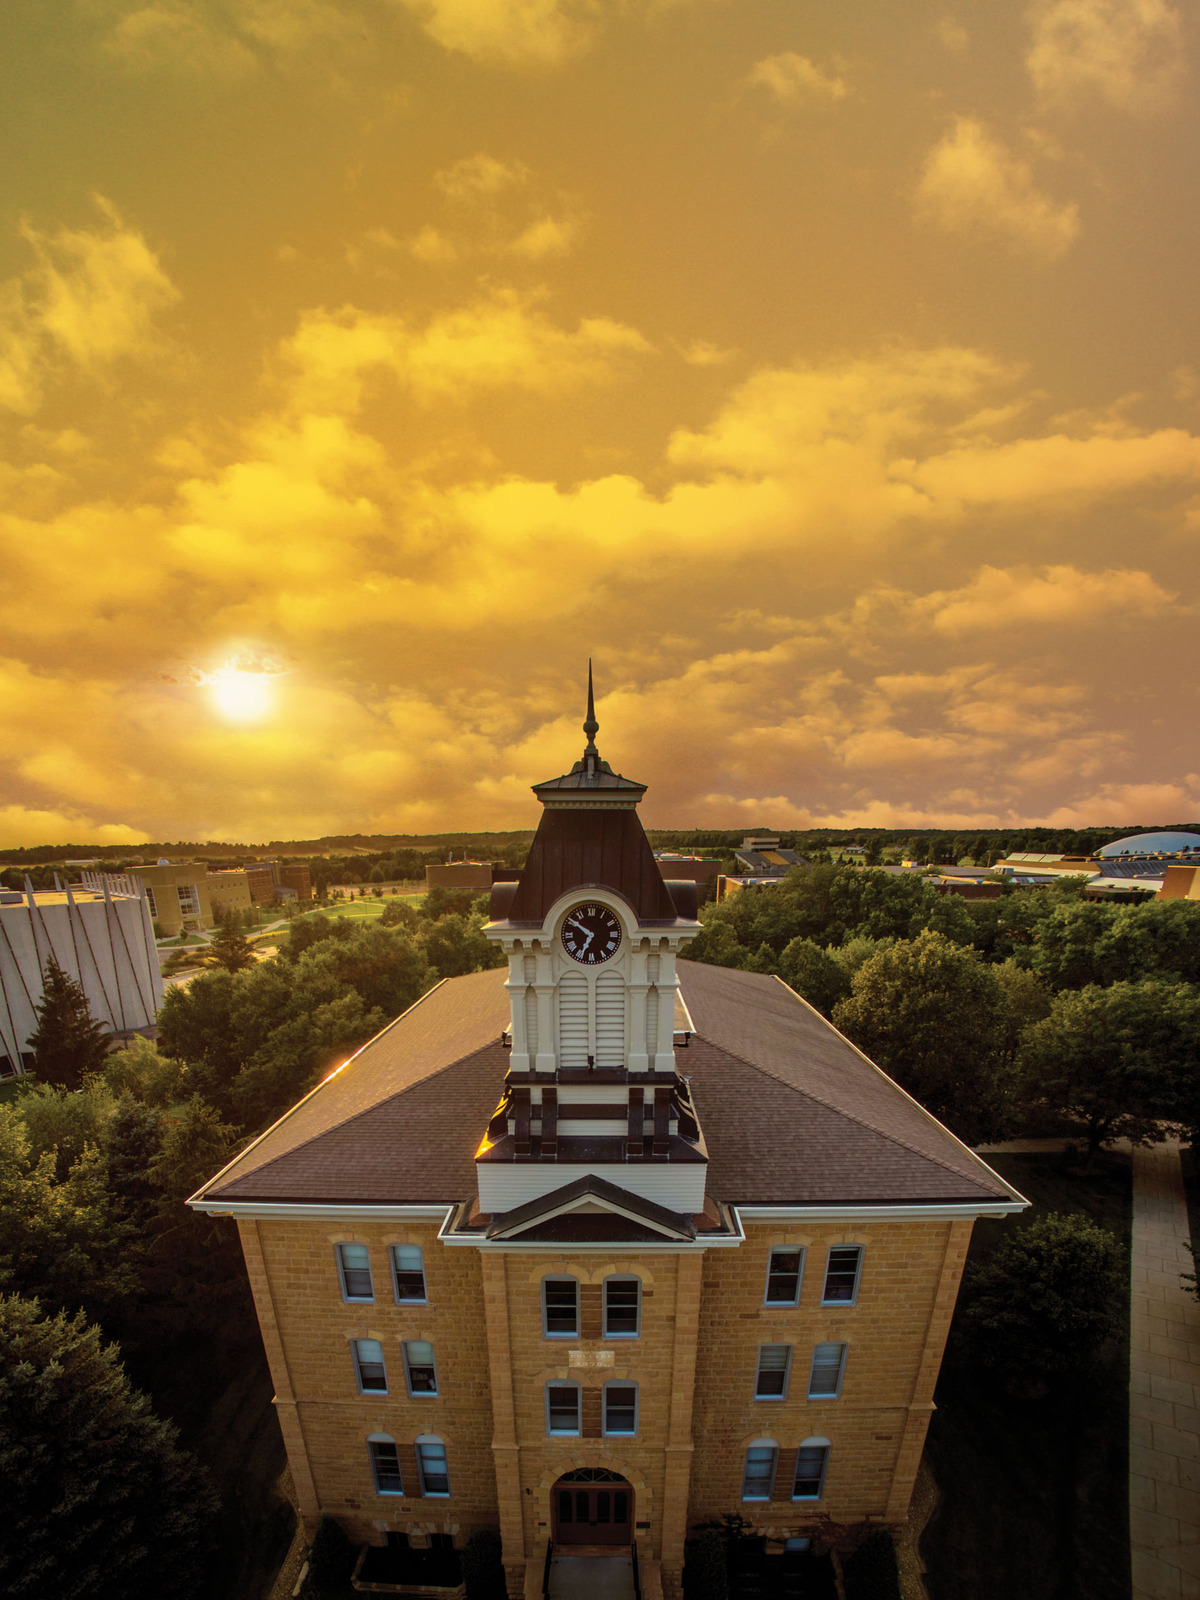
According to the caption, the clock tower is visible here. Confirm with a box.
[469,669,714,1223]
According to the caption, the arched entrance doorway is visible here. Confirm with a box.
[552,1468,633,1547]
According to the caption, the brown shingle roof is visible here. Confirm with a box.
[193,961,1017,1209]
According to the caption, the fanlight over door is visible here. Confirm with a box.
[552,1470,632,1546]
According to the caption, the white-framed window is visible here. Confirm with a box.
[545,1382,581,1435]
[602,1382,638,1436]
[764,1247,804,1306]
[542,1275,579,1337]
[755,1344,792,1400]
[391,1244,427,1303]
[144,886,158,917]
[792,1438,831,1500]
[603,1275,640,1337]
[742,1439,779,1501]
[403,1340,437,1396]
[808,1342,847,1399]
[822,1246,863,1306]
[337,1243,374,1302]
[416,1435,450,1497]
[176,883,201,917]
[353,1338,387,1394]
[369,1434,404,1495]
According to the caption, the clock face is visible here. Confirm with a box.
[561,903,623,965]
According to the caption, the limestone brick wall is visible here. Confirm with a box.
[689,1220,972,1538]
[494,1252,695,1565]
[238,1213,971,1567]
[243,1219,498,1548]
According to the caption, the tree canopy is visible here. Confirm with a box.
[0,1293,218,1599]
[26,956,109,1091]
[960,1213,1126,1384]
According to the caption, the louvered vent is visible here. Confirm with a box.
[647,954,660,983]
[644,986,660,1058]
[595,973,625,1067]
[523,953,536,983]
[558,975,588,1067]
[524,988,538,1055]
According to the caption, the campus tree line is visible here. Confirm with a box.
[681,864,1200,1154]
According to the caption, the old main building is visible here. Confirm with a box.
[191,695,1024,1597]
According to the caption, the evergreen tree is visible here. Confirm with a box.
[0,1293,218,1599]
[205,912,257,973]
[26,957,109,1091]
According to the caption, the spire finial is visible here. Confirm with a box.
[583,659,599,754]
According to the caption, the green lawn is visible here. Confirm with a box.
[921,1150,1131,1600]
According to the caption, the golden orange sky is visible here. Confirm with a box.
[1,0,1198,844]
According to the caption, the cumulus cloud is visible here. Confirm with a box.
[280,291,652,411]
[0,201,178,414]
[1027,0,1187,114]
[409,154,581,268]
[919,564,1176,634]
[102,2,258,77]
[917,116,1080,261]
[744,52,847,105]
[390,0,598,65]
[100,0,367,77]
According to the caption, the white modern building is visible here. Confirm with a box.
[0,880,162,1076]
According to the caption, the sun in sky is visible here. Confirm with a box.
[208,667,274,725]
[0,0,1198,845]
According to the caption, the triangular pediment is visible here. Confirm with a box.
[485,1173,696,1242]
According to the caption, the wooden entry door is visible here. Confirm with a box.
[554,1484,631,1546]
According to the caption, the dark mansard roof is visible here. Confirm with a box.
[191,962,1018,1212]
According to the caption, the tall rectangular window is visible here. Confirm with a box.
[793,1444,830,1500]
[603,1277,640,1337]
[403,1340,437,1396]
[546,1384,581,1435]
[542,1277,579,1336]
[765,1248,804,1306]
[391,1245,427,1303]
[370,1438,403,1495]
[808,1342,847,1399]
[416,1438,450,1497]
[176,884,200,917]
[337,1243,374,1301]
[144,886,158,917]
[353,1338,387,1394]
[602,1384,638,1435]
[822,1246,863,1305]
[754,1344,792,1400]
[741,1444,778,1502]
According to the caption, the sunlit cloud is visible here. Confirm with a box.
[917,116,1080,260]
[1027,0,1187,114]
[744,52,848,106]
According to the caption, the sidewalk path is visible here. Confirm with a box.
[1130,1142,1200,1600]
[976,1137,1200,1597]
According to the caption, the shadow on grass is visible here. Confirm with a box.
[921,1150,1131,1600]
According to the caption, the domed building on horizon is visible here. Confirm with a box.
[1099,830,1200,858]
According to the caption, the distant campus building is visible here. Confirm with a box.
[192,689,1023,1596]
[81,859,312,937]
[0,881,161,1077]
